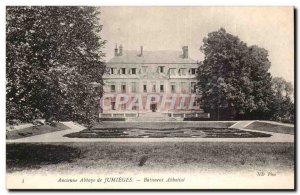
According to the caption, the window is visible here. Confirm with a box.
[142,66,147,73]
[111,102,116,110]
[191,68,196,75]
[170,68,176,75]
[121,103,126,110]
[121,85,126,93]
[132,82,137,93]
[130,97,137,110]
[152,84,156,92]
[179,100,185,109]
[160,85,164,92]
[191,82,196,93]
[111,85,115,93]
[121,68,126,74]
[110,68,114,74]
[143,84,147,92]
[159,66,164,73]
[181,82,186,93]
[171,84,176,93]
[132,68,136,74]
[179,69,186,75]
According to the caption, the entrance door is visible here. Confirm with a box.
[150,104,157,112]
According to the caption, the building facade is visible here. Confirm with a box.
[100,45,209,119]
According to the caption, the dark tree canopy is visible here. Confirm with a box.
[197,28,288,121]
[6,6,106,124]
[271,77,294,123]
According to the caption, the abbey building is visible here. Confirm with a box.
[100,45,209,119]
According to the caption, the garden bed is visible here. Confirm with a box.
[64,127,271,138]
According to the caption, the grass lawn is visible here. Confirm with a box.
[6,142,294,174]
[6,123,69,140]
[246,122,294,135]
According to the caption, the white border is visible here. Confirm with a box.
[1,0,298,194]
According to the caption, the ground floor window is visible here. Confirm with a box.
[111,102,116,110]
[121,103,126,110]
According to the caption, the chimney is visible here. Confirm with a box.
[119,44,123,56]
[140,46,143,57]
[114,44,118,56]
[182,46,188,59]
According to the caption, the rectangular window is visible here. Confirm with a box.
[111,102,116,110]
[171,85,176,93]
[143,84,147,92]
[132,68,136,74]
[132,82,137,93]
[181,82,186,93]
[121,85,126,93]
[142,66,147,73]
[179,100,185,109]
[160,85,164,92]
[121,103,126,110]
[121,68,126,74]
[152,84,156,92]
[110,68,114,74]
[159,66,164,73]
[130,97,137,110]
[191,82,196,93]
[170,68,176,75]
[111,85,115,93]
[191,68,196,75]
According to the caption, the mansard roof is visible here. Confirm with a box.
[108,50,197,64]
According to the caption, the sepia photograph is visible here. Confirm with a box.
[5,6,295,190]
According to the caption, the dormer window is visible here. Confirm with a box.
[121,68,126,74]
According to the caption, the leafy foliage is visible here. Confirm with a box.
[197,28,293,121]
[270,77,294,123]
[6,6,106,126]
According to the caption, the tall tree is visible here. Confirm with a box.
[241,45,274,119]
[197,28,274,120]
[271,77,294,123]
[6,6,106,124]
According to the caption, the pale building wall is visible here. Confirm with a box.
[99,46,207,118]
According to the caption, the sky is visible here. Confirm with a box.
[100,7,294,83]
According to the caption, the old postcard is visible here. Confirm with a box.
[6,6,295,190]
